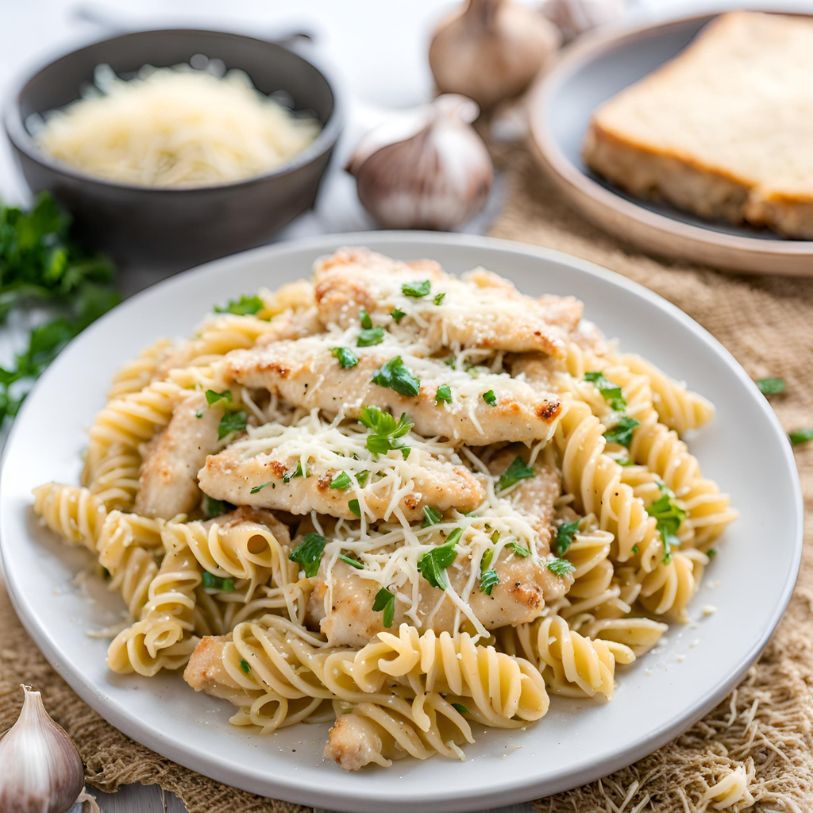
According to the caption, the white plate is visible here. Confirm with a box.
[0,233,802,812]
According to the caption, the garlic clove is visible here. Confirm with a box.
[540,0,628,43]
[347,94,493,231]
[429,0,560,112]
[0,685,86,813]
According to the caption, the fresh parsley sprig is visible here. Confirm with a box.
[646,484,686,563]
[289,532,326,578]
[373,586,396,627]
[214,294,263,316]
[359,405,414,456]
[553,519,580,556]
[584,371,627,411]
[604,416,640,448]
[371,355,421,397]
[496,457,535,492]
[418,533,459,589]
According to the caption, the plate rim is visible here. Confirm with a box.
[0,231,803,812]
[529,8,813,276]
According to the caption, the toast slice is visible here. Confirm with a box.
[583,12,813,238]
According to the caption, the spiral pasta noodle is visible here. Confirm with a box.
[107,338,174,399]
[32,483,107,552]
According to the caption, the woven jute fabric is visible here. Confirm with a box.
[1,146,812,813]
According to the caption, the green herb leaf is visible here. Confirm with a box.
[357,326,385,347]
[402,279,431,298]
[330,471,352,490]
[202,571,235,592]
[790,428,813,446]
[603,416,640,448]
[289,532,326,578]
[239,658,251,674]
[214,294,263,316]
[435,384,452,404]
[547,557,576,578]
[283,461,306,483]
[707,548,717,559]
[249,481,272,494]
[451,702,469,715]
[348,499,361,517]
[584,371,627,411]
[481,548,494,571]
[203,496,230,518]
[359,308,373,329]
[646,485,687,563]
[390,307,406,323]
[418,540,458,589]
[359,405,414,455]
[371,356,421,397]
[479,568,499,595]
[205,388,232,405]
[496,457,535,492]
[339,553,364,569]
[372,587,396,627]
[433,292,446,306]
[482,389,498,406]
[331,346,359,369]
[422,505,443,527]
[356,470,370,487]
[508,541,530,558]
[218,410,247,440]
[553,520,580,556]
[194,410,203,419]
[756,377,786,396]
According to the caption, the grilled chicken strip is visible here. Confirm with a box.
[197,422,484,521]
[225,336,561,446]
[134,392,223,519]
[313,248,582,357]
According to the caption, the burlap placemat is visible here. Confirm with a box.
[1,147,812,813]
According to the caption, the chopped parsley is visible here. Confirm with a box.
[584,371,626,411]
[214,294,263,316]
[508,541,530,558]
[205,388,232,406]
[203,496,230,518]
[603,416,639,448]
[756,377,786,396]
[371,356,421,397]
[338,553,364,569]
[707,548,717,559]
[422,505,442,527]
[289,532,326,577]
[202,571,235,592]
[789,428,813,446]
[330,471,352,490]
[359,308,373,329]
[283,461,306,483]
[496,457,535,492]
[348,499,361,517]
[646,485,687,563]
[331,346,359,369]
[482,389,497,406]
[249,481,272,494]
[390,307,406,323]
[435,384,452,404]
[553,520,580,556]
[356,470,370,487]
[194,410,203,419]
[547,557,576,578]
[479,568,499,595]
[418,539,458,589]
[217,410,247,440]
[359,405,414,455]
[372,586,395,627]
[357,326,385,347]
[239,659,251,674]
[402,279,431,298]
[433,292,446,306]
[451,702,469,715]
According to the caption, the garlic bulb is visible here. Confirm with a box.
[0,685,86,813]
[346,95,493,230]
[540,0,627,43]
[429,0,560,112]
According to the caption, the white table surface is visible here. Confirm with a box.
[2,1,807,810]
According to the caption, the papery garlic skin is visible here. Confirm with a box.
[0,686,85,813]
[429,0,560,111]
[347,95,493,231]
[541,0,627,43]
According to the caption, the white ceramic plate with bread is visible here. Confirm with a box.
[0,233,802,811]
[530,10,813,276]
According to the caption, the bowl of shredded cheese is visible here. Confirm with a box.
[4,29,342,268]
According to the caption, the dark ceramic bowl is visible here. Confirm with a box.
[4,29,342,269]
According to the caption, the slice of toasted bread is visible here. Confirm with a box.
[583,12,813,238]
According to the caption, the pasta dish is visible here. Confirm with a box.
[32,249,735,770]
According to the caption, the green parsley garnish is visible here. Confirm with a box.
[707,548,717,559]
[372,586,396,627]
[282,461,306,483]
[217,410,247,440]
[390,307,406,323]
[240,658,251,674]
[433,292,446,306]
[289,532,326,577]
[755,377,786,396]
[338,553,364,569]
[214,294,263,316]
[646,485,687,563]
[356,470,370,487]
[202,571,235,592]
[422,505,442,527]
[632,544,640,554]
[418,538,459,590]
[348,499,361,517]
[205,388,232,406]
[547,557,576,578]
[359,308,373,329]
[490,530,500,545]
[359,405,414,455]
[402,279,431,298]
[249,481,272,494]
[481,548,494,570]
[331,346,359,369]
[553,520,580,556]
[371,356,421,397]
[789,428,813,446]
[479,568,499,595]
[496,457,535,492]
[357,326,385,347]
[604,416,640,448]
[203,496,229,518]
[451,702,469,715]
[584,371,626,411]
[435,384,452,404]
[508,541,530,558]
[194,410,203,419]
[330,471,352,490]
[482,389,497,406]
